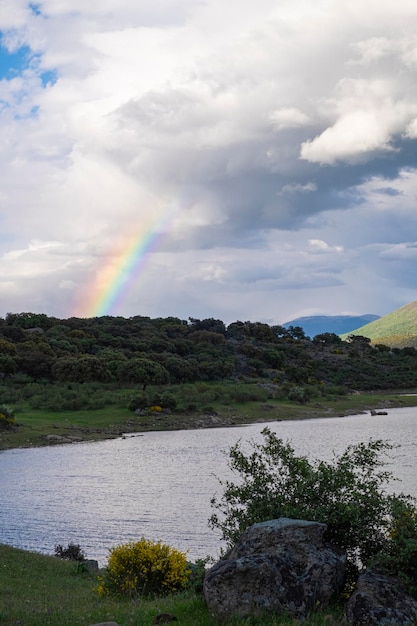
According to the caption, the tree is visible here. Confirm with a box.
[0,354,17,378]
[16,340,55,380]
[5,312,55,330]
[152,354,196,383]
[118,358,170,389]
[347,334,372,347]
[287,325,307,340]
[0,338,17,355]
[52,356,111,383]
[188,317,226,335]
[209,428,416,578]
[313,332,342,346]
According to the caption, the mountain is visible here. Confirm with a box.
[283,314,379,338]
[341,300,417,347]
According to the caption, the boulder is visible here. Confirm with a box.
[45,434,73,444]
[204,518,346,620]
[346,569,417,625]
[78,559,99,574]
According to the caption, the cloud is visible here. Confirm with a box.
[379,242,417,260]
[300,78,416,164]
[270,107,310,130]
[1,0,417,324]
[279,182,317,195]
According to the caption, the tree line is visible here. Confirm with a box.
[1,311,417,392]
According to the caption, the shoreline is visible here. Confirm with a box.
[2,391,417,451]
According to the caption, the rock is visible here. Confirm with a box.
[204,518,346,620]
[78,559,99,574]
[152,613,178,624]
[346,569,417,625]
[45,434,73,444]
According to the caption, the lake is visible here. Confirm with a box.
[1,407,416,565]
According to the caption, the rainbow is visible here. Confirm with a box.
[73,206,176,318]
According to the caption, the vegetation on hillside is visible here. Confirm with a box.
[1,311,417,448]
[2,311,417,393]
[341,300,417,347]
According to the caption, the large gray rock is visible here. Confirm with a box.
[346,569,417,625]
[204,518,346,620]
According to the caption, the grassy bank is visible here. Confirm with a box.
[0,544,347,626]
[2,384,417,450]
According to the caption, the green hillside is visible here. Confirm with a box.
[341,300,417,347]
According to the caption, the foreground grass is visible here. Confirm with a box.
[1,384,417,450]
[0,545,347,626]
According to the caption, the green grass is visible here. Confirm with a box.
[2,387,417,451]
[341,300,417,346]
[0,545,348,626]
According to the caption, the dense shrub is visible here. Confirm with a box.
[27,385,107,411]
[54,542,86,562]
[127,392,147,412]
[97,538,190,598]
[287,385,308,404]
[373,498,417,597]
[209,428,417,582]
[0,404,16,430]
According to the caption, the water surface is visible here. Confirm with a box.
[1,407,416,564]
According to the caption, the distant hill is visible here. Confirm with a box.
[283,314,379,338]
[341,300,417,348]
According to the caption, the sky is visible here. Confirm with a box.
[1,0,417,326]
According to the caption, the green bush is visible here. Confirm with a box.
[127,392,148,412]
[54,542,86,562]
[0,405,16,430]
[372,499,417,597]
[209,428,417,582]
[185,556,213,594]
[287,385,309,404]
[97,538,191,598]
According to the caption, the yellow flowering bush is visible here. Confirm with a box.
[96,538,190,598]
[0,405,16,430]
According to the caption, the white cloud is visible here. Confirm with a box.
[379,242,417,260]
[2,0,417,322]
[308,240,344,253]
[300,76,416,164]
[270,107,310,130]
[280,182,317,194]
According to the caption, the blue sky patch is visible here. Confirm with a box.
[14,104,40,120]
[40,69,57,87]
[29,3,42,16]
[0,36,57,86]
[0,40,32,79]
